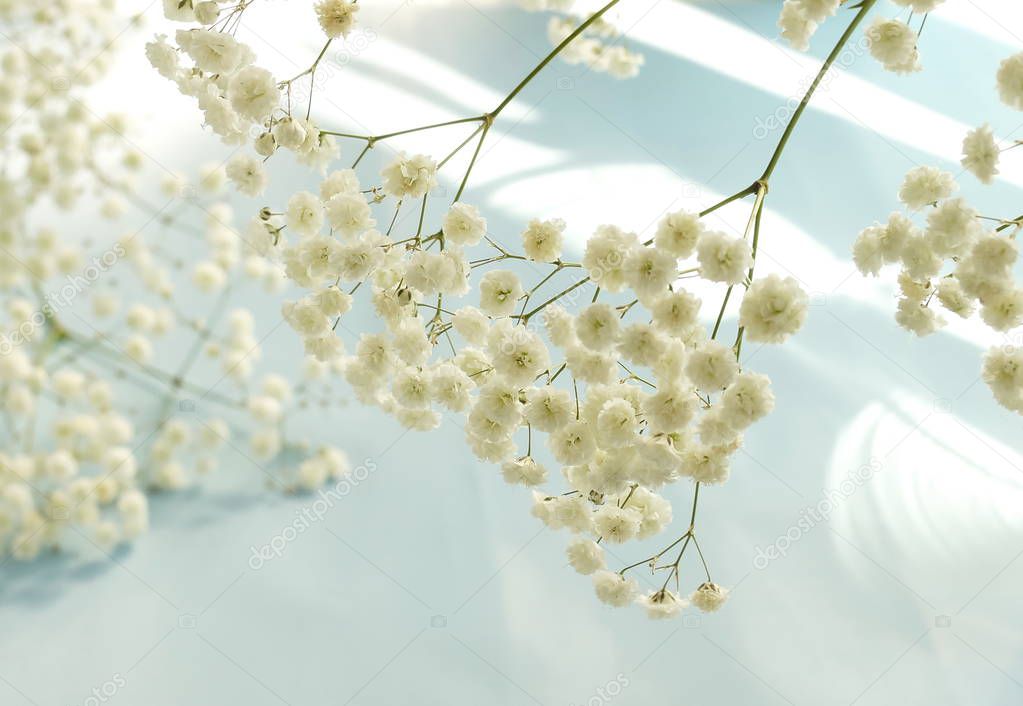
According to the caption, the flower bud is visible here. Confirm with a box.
[254,131,276,157]
[195,1,220,24]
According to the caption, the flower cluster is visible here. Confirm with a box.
[520,0,644,79]
[777,0,939,70]
[150,0,822,617]
[0,1,353,562]
[270,169,805,614]
[851,30,1023,415]
[0,346,151,560]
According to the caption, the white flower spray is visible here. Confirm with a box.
[0,1,353,563]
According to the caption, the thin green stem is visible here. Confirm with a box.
[760,0,878,182]
[490,0,622,118]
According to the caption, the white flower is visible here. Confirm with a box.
[592,569,639,607]
[549,420,597,465]
[486,320,550,385]
[935,278,975,318]
[605,46,645,79]
[582,448,630,494]
[163,0,196,21]
[865,18,921,74]
[576,303,620,350]
[697,230,752,285]
[720,372,775,429]
[982,346,1023,413]
[698,408,739,446]
[778,0,818,51]
[430,362,473,412]
[651,289,702,337]
[593,504,642,543]
[197,86,245,141]
[314,0,359,38]
[871,212,911,261]
[227,65,279,122]
[624,245,677,301]
[479,270,524,317]
[794,0,839,23]
[124,334,153,363]
[566,537,605,575]
[899,234,942,280]
[895,297,943,336]
[146,35,179,79]
[451,306,489,345]
[192,260,226,292]
[443,202,487,247]
[248,395,283,423]
[997,52,1023,110]
[596,398,639,446]
[654,209,702,258]
[899,271,932,302]
[738,274,809,344]
[321,169,361,200]
[286,191,325,237]
[980,288,1023,331]
[618,322,667,367]
[255,132,277,159]
[523,387,575,432]
[195,1,221,25]
[296,127,339,174]
[690,582,729,612]
[381,153,437,198]
[316,286,353,316]
[892,0,945,11]
[52,369,85,399]
[852,224,885,276]
[643,383,697,433]
[176,29,249,75]
[543,305,577,349]
[282,298,331,338]
[685,340,738,391]
[967,234,1017,274]
[521,217,565,263]
[392,367,431,408]
[392,322,432,365]
[500,456,548,486]
[961,124,1000,185]
[324,192,375,236]
[637,589,686,619]
[899,166,956,210]
[583,224,637,292]
[926,197,979,257]
[225,153,267,196]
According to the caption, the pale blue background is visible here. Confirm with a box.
[2,1,1022,705]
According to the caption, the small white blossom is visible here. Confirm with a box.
[961,124,1000,185]
[738,274,809,344]
[865,18,921,74]
[697,230,752,285]
[690,582,729,612]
